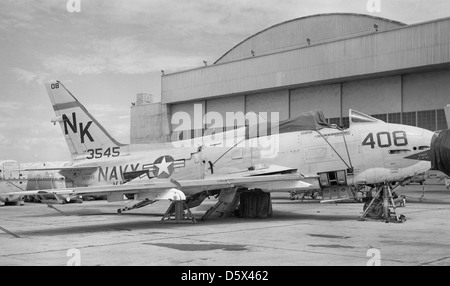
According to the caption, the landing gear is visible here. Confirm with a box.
[358,183,406,223]
[201,188,273,220]
[202,188,241,221]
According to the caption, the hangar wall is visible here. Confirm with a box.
[290,84,341,118]
[163,69,449,142]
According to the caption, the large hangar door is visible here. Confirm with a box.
[290,84,341,119]
[403,70,450,113]
[342,76,401,118]
[205,95,245,131]
[246,90,289,121]
[171,101,205,141]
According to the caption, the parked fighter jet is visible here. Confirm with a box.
[0,160,26,206]
[0,161,83,206]
[1,81,436,222]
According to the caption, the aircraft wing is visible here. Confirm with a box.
[1,173,315,202]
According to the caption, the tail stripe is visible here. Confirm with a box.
[53,101,80,111]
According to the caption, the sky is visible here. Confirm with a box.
[1,0,450,163]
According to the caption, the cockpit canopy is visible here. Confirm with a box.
[349,110,383,125]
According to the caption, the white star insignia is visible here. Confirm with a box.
[155,157,173,176]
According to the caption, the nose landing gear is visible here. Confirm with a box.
[358,183,406,223]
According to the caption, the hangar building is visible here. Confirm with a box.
[130,13,450,144]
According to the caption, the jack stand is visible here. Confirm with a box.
[161,201,196,224]
[117,198,155,214]
[47,204,70,216]
[358,183,406,223]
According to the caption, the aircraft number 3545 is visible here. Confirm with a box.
[86,147,120,159]
[362,131,408,149]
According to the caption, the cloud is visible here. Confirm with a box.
[12,68,53,86]
[40,36,204,75]
[0,101,23,111]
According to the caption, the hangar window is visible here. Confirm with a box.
[402,112,416,127]
[371,113,387,122]
[388,113,401,124]
[418,110,436,131]
[328,117,341,126]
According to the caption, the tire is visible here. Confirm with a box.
[363,199,383,218]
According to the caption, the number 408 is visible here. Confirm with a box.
[362,131,408,149]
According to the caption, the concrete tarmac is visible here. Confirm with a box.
[0,184,449,266]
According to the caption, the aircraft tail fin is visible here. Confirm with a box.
[45,80,125,158]
[445,104,450,129]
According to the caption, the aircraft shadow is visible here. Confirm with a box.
[15,210,356,237]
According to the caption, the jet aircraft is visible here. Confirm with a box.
[1,81,437,222]
[0,161,83,206]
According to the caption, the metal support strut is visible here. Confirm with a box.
[117,198,156,214]
[47,204,70,216]
[161,201,196,224]
[358,183,406,223]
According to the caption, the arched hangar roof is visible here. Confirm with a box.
[215,13,406,64]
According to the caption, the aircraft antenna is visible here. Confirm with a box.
[340,128,354,172]
[315,129,352,170]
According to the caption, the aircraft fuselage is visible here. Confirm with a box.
[63,121,434,194]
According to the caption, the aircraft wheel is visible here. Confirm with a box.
[117,209,122,214]
[363,199,383,218]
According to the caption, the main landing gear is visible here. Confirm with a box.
[358,183,406,223]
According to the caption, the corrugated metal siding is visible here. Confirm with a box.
[290,84,341,118]
[342,76,401,115]
[162,17,450,104]
[170,101,205,131]
[130,104,162,144]
[403,69,450,112]
[205,95,245,127]
[245,90,289,121]
[216,13,404,64]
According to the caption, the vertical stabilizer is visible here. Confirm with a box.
[45,80,125,158]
